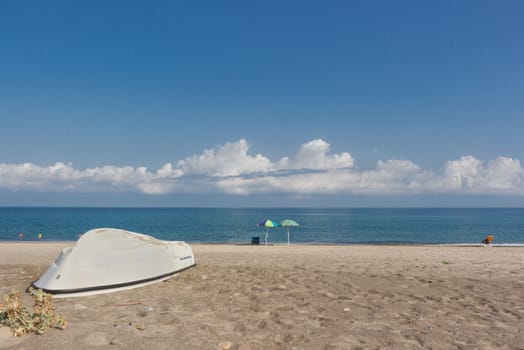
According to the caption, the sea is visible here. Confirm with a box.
[1,207,524,245]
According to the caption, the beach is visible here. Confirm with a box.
[1,243,523,349]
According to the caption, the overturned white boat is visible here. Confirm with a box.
[32,228,195,298]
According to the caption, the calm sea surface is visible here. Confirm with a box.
[0,207,523,244]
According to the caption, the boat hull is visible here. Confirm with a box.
[32,228,195,297]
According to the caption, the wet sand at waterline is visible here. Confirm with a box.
[1,243,523,349]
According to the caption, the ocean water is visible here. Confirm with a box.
[0,207,523,244]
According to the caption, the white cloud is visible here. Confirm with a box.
[278,139,354,170]
[483,157,524,192]
[1,139,523,196]
[0,161,183,195]
[438,156,524,194]
[176,139,272,177]
[440,156,483,191]
[0,162,81,191]
[214,159,427,195]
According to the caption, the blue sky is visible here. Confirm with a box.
[1,1,523,207]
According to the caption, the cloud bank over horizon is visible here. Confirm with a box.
[1,139,523,196]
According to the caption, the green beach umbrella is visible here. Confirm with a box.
[258,219,279,245]
[279,219,299,245]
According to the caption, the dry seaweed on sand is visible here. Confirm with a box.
[0,287,67,337]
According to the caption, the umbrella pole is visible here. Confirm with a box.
[265,228,268,246]
[287,228,290,245]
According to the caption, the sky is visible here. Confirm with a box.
[0,0,523,207]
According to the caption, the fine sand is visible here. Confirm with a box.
[1,243,523,350]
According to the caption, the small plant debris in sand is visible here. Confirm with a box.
[0,287,67,337]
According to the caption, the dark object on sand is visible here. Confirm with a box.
[251,236,260,245]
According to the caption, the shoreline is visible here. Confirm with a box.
[3,240,524,247]
[1,243,523,349]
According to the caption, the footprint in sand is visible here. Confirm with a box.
[84,332,110,346]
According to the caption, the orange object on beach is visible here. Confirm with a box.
[482,235,494,244]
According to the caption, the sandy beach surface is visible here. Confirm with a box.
[1,243,523,350]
